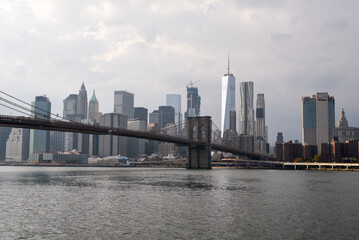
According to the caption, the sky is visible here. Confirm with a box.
[1,0,359,143]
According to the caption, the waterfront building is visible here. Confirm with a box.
[29,96,51,154]
[88,90,99,123]
[127,119,146,158]
[321,139,359,163]
[185,86,201,118]
[221,58,236,134]
[159,106,175,129]
[238,81,255,136]
[98,113,128,157]
[49,131,65,153]
[166,94,182,131]
[335,107,359,142]
[302,92,335,152]
[114,91,134,119]
[77,82,88,120]
[134,107,148,125]
[276,141,303,162]
[303,144,318,160]
[158,142,178,158]
[5,128,30,162]
[0,127,11,161]
[28,152,88,164]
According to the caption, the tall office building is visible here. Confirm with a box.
[5,128,30,162]
[229,111,236,132]
[134,107,148,125]
[185,87,201,118]
[276,132,284,144]
[0,127,11,161]
[89,90,99,123]
[238,82,255,135]
[98,113,128,157]
[127,119,146,158]
[221,58,236,134]
[77,82,88,120]
[256,94,265,138]
[114,91,134,119]
[159,106,175,129]
[29,96,51,154]
[302,92,335,152]
[149,110,161,130]
[49,131,65,153]
[63,94,78,119]
[166,94,182,127]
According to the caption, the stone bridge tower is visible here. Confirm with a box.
[186,116,212,169]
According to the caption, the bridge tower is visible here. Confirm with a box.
[186,116,212,169]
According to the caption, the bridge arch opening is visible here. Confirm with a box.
[192,125,197,140]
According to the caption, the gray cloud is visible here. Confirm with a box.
[1,0,359,143]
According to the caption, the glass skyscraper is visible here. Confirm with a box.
[238,82,254,136]
[29,96,51,154]
[166,94,182,127]
[221,63,235,134]
[185,87,201,118]
[302,92,335,152]
[256,93,265,138]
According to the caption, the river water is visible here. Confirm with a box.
[0,167,358,239]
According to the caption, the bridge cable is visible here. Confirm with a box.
[0,91,73,122]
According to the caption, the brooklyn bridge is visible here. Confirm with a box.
[0,91,275,169]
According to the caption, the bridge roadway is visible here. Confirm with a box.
[0,115,274,160]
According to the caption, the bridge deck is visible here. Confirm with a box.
[0,115,274,160]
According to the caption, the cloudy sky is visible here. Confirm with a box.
[1,0,359,143]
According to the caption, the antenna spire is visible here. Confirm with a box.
[227,52,230,75]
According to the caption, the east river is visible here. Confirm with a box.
[0,167,358,239]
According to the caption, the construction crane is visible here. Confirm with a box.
[186,80,201,88]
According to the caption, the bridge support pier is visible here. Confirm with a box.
[186,116,212,169]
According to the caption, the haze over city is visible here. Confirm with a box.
[1,0,359,143]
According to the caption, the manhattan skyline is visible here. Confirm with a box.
[1,1,358,143]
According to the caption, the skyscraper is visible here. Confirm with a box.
[276,132,284,144]
[89,90,99,123]
[302,92,335,152]
[29,96,51,154]
[166,94,182,127]
[63,94,80,121]
[238,82,255,135]
[221,57,235,134]
[256,94,265,138]
[98,113,128,157]
[149,110,161,131]
[6,128,30,162]
[127,119,146,158]
[134,107,148,125]
[0,127,11,161]
[159,106,175,129]
[114,91,134,119]
[77,82,88,120]
[185,87,201,118]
